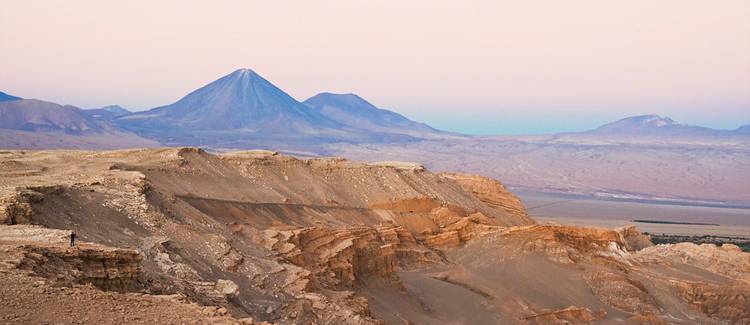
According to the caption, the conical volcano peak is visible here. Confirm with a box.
[114,69,441,143]
[228,68,260,79]
[117,68,338,131]
[215,68,267,88]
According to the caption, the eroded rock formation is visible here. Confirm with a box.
[439,172,533,225]
[0,148,747,324]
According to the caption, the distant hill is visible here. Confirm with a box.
[592,115,713,135]
[594,115,679,132]
[0,94,157,149]
[0,98,102,133]
[736,124,750,134]
[304,92,444,137]
[583,114,747,139]
[83,105,131,121]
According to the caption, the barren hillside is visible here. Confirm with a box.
[1,148,748,324]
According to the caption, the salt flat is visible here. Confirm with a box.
[520,192,750,237]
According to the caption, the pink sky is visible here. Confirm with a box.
[1,0,749,134]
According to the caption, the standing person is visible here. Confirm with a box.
[69,231,76,247]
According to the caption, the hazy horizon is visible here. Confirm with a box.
[2,0,749,135]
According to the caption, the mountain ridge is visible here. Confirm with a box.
[113,69,444,146]
[0,98,102,133]
[0,96,158,149]
[303,92,444,137]
[0,91,22,102]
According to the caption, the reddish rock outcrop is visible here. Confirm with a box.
[15,243,143,291]
[262,225,442,288]
[671,280,750,324]
[440,172,534,225]
[583,270,659,314]
[617,226,653,251]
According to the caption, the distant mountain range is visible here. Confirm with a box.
[0,69,748,150]
[2,70,748,205]
[0,94,156,149]
[119,69,340,131]
[0,98,101,133]
[112,69,440,147]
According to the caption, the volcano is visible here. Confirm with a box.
[118,69,341,132]
[304,92,443,137]
[115,69,436,147]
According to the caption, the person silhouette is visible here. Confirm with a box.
[69,231,76,247]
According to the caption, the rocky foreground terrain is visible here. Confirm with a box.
[1,148,748,324]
